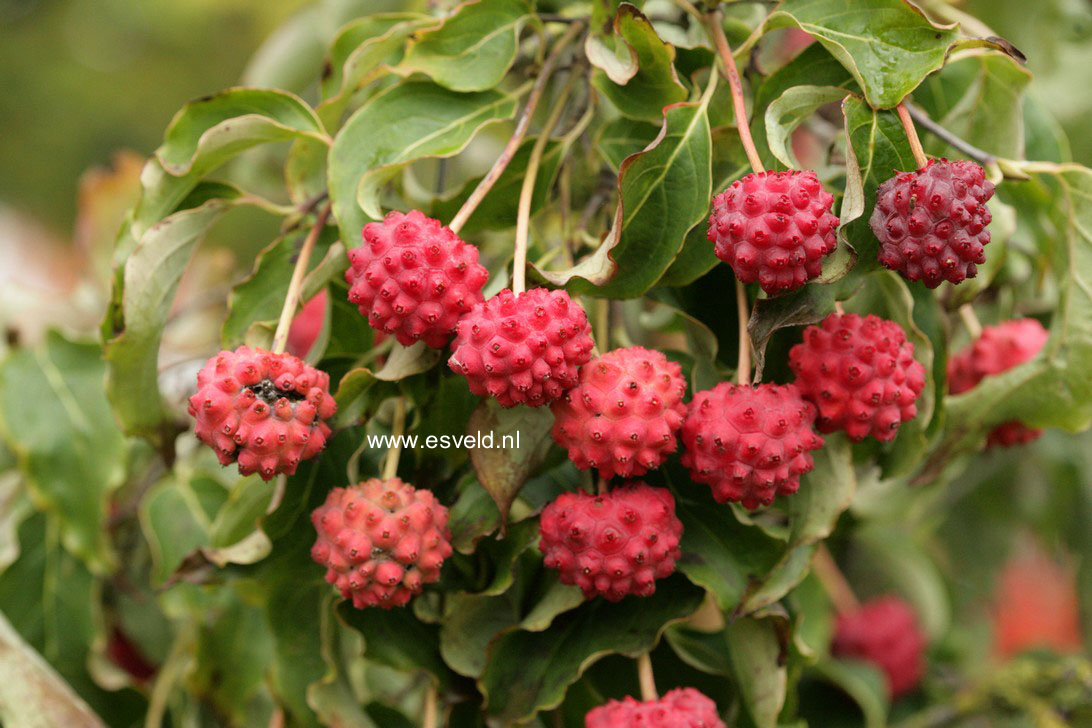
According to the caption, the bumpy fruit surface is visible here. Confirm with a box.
[188,346,336,480]
[448,288,595,407]
[789,313,926,442]
[346,210,488,348]
[948,318,1048,447]
[551,347,687,479]
[585,687,726,728]
[539,484,683,601]
[832,596,927,698]
[680,383,823,509]
[871,159,994,288]
[311,478,452,609]
[708,170,839,295]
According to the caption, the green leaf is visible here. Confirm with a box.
[747,283,836,382]
[766,85,851,169]
[596,118,660,172]
[762,0,959,109]
[539,79,714,298]
[479,574,703,724]
[466,400,556,525]
[790,434,856,545]
[727,615,788,728]
[590,4,689,122]
[0,333,128,572]
[840,95,918,275]
[104,195,242,442]
[398,0,532,92]
[814,658,888,728]
[327,80,520,241]
[134,88,326,236]
[340,604,454,689]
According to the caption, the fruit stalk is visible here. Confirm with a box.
[703,10,763,174]
[382,396,407,480]
[812,545,860,614]
[896,103,929,169]
[637,652,658,702]
[271,202,332,355]
[422,683,438,728]
[449,21,584,234]
[904,102,998,167]
[736,279,751,385]
[513,68,579,294]
[959,303,984,339]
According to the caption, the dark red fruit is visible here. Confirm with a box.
[789,313,926,442]
[585,687,726,727]
[832,596,927,698]
[311,478,452,609]
[346,210,488,348]
[287,289,327,359]
[871,159,994,288]
[708,170,839,295]
[948,318,1048,447]
[539,484,683,601]
[448,287,595,407]
[680,383,823,509]
[551,347,687,479]
[188,346,336,480]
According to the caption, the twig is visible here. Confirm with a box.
[381,396,407,481]
[959,304,983,339]
[904,102,998,166]
[271,203,332,355]
[896,103,929,170]
[637,653,658,702]
[811,545,861,614]
[449,22,584,234]
[735,280,751,385]
[422,682,438,728]
[514,69,579,294]
[703,10,764,174]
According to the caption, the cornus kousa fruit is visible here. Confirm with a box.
[448,287,594,407]
[870,159,995,288]
[346,209,488,348]
[538,484,683,601]
[948,318,1049,447]
[681,383,823,509]
[832,596,927,698]
[188,346,336,479]
[789,313,926,442]
[585,687,726,728]
[551,347,687,479]
[708,170,839,295]
[311,478,452,609]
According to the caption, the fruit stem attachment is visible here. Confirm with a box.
[271,202,332,355]
[903,102,998,167]
[703,10,764,175]
[812,544,861,615]
[959,303,983,339]
[513,68,580,294]
[834,301,845,316]
[896,103,929,170]
[597,476,608,496]
[736,279,751,386]
[448,21,584,235]
[422,682,438,728]
[637,652,658,702]
[382,396,407,481]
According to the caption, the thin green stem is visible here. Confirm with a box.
[703,10,764,174]
[271,202,331,355]
[382,396,407,481]
[736,279,751,385]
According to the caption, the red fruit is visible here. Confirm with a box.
[287,290,328,359]
[789,313,926,442]
[551,347,687,479]
[832,596,927,699]
[539,484,683,601]
[708,170,839,295]
[448,288,595,407]
[346,210,488,348]
[680,383,823,509]
[585,687,726,728]
[871,159,995,288]
[311,478,452,609]
[948,319,1049,448]
[188,346,336,480]
[993,542,1082,660]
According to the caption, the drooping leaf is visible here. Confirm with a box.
[761,0,959,109]
[766,85,851,169]
[327,80,520,241]
[398,0,533,92]
[726,614,789,728]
